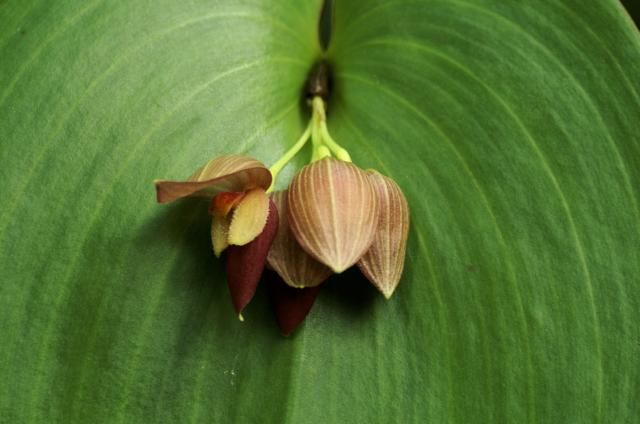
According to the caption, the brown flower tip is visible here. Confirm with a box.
[155,155,271,204]
[288,157,379,273]
[225,199,278,316]
[357,172,409,298]
[267,190,332,288]
[266,271,320,336]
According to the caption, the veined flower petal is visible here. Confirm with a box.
[155,155,271,204]
[357,172,410,298]
[288,157,379,273]
[225,199,278,316]
[267,190,332,288]
[228,188,269,246]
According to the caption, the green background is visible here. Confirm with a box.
[1,0,639,422]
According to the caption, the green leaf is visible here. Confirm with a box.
[1,0,639,422]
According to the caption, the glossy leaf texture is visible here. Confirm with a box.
[1,0,639,423]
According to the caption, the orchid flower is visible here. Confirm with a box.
[155,155,277,319]
[154,65,409,334]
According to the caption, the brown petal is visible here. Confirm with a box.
[228,188,269,246]
[266,270,320,336]
[267,190,333,288]
[155,155,271,204]
[288,157,379,273]
[357,172,409,298]
[225,199,278,316]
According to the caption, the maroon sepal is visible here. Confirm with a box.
[267,271,320,336]
[225,199,279,315]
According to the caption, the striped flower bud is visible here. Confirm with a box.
[357,172,409,298]
[287,157,380,273]
[267,190,332,288]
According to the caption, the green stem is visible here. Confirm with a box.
[269,122,312,181]
[311,96,352,162]
[319,121,351,162]
[268,95,352,191]
[311,97,332,162]
[267,123,312,193]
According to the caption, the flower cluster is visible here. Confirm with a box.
[155,96,409,335]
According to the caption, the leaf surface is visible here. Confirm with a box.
[1,0,639,422]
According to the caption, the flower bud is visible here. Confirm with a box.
[357,172,409,298]
[267,190,332,288]
[288,157,379,273]
[266,271,320,336]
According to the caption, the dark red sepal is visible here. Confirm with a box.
[225,199,278,315]
[267,270,320,336]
